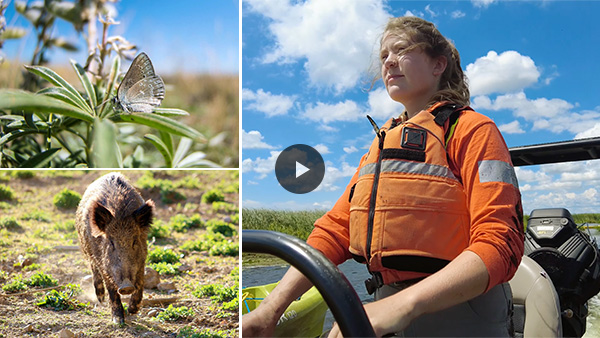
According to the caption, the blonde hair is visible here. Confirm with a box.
[375,16,470,107]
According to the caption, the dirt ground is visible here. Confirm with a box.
[0,170,239,338]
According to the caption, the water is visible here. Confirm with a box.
[242,259,370,332]
[243,229,600,336]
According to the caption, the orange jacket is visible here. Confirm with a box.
[307,102,525,291]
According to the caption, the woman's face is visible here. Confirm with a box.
[380,33,445,108]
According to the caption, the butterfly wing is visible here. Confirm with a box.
[116,53,165,113]
[122,75,166,113]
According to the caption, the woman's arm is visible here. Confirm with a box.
[328,250,489,337]
[242,266,314,337]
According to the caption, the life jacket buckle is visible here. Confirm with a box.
[364,271,384,295]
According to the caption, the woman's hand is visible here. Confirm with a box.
[241,307,279,338]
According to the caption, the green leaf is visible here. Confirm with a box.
[24,65,92,115]
[177,152,220,168]
[23,113,37,129]
[172,137,192,166]
[159,131,174,157]
[0,90,94,123]
[114,112,206,142]
[99,56,121,119]
[38,87,86,110]
[144,134,172,167]
[91,118,122,168]
[124,146,145,168]
[153,108,190,116]
[0,129,40,146]
[19,148,61,168]
[70,60,97,113]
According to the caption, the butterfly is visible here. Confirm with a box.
[112,52,165,113]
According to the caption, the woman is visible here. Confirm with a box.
[243,16,524,337]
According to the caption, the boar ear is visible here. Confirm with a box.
[91,202,113,237]
[133,199,154,229]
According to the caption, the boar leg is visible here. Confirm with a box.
[91,265,105,303]
[107,286,125,325]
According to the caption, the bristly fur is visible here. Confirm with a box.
[75,172,154,324]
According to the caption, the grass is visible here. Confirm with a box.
[202,189,225,204]
[0,185,15,201]
[53,188,82,209]
[147,247,181,264]
[148,262,183,276]
[206,219,237,237]
[169,214,205,233]
[0,216,21,230]
[177,326,234,338]
[28,272,59,288]
[241,208,327,240]
[36,284,88,311]
[157,304,195,322]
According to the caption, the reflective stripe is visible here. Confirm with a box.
[359,160,457,181]
[478,160,519,188]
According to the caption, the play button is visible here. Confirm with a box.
[296,161,310,178]
[275,144,325,194]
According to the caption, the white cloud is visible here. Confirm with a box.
[245,0,390,93]
[425,5,437,17]
[314,144,330,154]
[242,129,275,149]
[451,10,466,19]
[498,120,525,134]
[343,146,358,154]
[465,51,540,96]
[471,0,496,8]
[575,122,600,139]
[517,161,600,214]
[303,100,364,124]
[366,86,405,121]
[242,88,295,117]
[473,92,600,135]
[242,151,281,179]
[314,161,356,192]
[403,10,424,18]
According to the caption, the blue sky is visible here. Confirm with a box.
[242,0,600,215]
[2,0,239,74]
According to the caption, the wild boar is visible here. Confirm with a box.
[76,172,154,324]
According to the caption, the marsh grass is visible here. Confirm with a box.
[241,208,326,240]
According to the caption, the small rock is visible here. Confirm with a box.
[177,264,192,273]
[223,216,232,223]
[23,324,35,332]
[144,267,160,289]
[59,328,75,338]
[202,266,217,273]
[21,258,33,268]
[81,275,93,285]
[157,281,177,292]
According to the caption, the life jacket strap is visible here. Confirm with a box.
[364,271,384,295]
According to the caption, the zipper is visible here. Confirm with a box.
[365,116,386,263]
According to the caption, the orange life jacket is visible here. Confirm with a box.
[348,103,470,274]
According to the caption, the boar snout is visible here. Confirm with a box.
[118,279,135,295]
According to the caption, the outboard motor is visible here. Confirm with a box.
[524,208,600,337]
